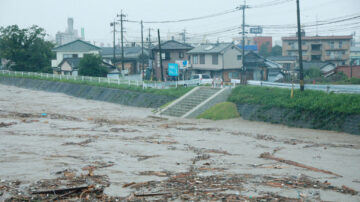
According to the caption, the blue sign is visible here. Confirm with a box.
[182,60,187,66]
[168,63,179,76]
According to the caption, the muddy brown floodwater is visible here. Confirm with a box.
[1,84,360,201]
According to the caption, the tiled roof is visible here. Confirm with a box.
[100,47,149,58]
[267,56,297,61]
[59,58,81,68]
[282,35,353,41]
[153,40,193,50]
[53,40,101,52]
[187,43,234,54]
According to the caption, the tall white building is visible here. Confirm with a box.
[55,18,84,45]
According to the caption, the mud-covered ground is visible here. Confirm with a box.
[1,84,360,201]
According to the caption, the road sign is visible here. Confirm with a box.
[250,27,263,34]
[168,63,179,76]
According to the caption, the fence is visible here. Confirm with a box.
[0,70,171,89]
[247,80,360,94]
[2,70,359,93]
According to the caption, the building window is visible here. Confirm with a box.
[326,51,331,56]
[212,54,218,65]
[179,52,184,58]
[311,44,321,51]
[63,54,73,58]
[193,55,198,64]
[339,41,343,49]
[228,72,239,79]
[329,41,334,49]
[165,52,170,60]
[200,54,205,64]
[237,55,242,60]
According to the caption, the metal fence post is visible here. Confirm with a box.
[98,77,100,83]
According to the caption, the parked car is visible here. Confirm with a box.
[191,74,212,85]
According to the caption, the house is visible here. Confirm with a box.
[187,43,243,82]
[51,39,101,75]
[152,40,193,81]
[244,51,283,81]
[101,46,149,75]
[266,56,297,72]
[300,62,336,77]
[56,58,80,76]
[282,33,352,66]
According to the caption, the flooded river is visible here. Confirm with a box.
[1,84,360,201]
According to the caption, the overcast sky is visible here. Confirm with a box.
[1,0,359,46]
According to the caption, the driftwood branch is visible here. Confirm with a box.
[259,152,342,177]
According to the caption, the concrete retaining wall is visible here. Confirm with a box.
[0,77,176,108]
[236,104,360,135]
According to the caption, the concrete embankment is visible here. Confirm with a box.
[0,77,176,108]
[236,103,360,135]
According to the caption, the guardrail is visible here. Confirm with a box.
[247,80,360,94]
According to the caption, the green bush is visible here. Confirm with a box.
[228,85,360,114]
[197,102,240,120]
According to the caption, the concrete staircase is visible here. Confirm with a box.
[160,87,221,117]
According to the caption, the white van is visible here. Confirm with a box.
[191,74,212,85]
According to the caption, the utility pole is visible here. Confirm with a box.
[179,29,187,43]
[148,28,153,80]
[117,10,126,72]
[110,19,118,66]
[157,29,164,81]
[296,0,304,91]
[238,1,249,84]
[141,20,144,80]
[148,28,152,49]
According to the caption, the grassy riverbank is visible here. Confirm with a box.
[228,85,360,114]
[0,73,192,98]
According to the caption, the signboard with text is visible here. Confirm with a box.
[168,63,179,76]
[250,27,263,34]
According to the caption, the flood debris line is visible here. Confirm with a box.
[0,122,16,127]
[0,170,111,201]
[109,127,140,133]
[264,175,358,195]
[62,138,93,146]
[122,172,303,201]
[259,152,342,177]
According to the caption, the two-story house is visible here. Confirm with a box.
[282,34,352,66]
[51,40,101,75]
[187,43,243,82]
[152,40,193,81]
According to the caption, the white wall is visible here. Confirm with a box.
[51,50,100,67]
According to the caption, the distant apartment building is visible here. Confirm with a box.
[55,18,84,45]
[282,34,352,66]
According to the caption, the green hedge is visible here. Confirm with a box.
[228,85,360,114]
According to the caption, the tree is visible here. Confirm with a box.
[0,25,54,72]
[271,45,282,56]
[259,42,270,57]
[78,54,108,77]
